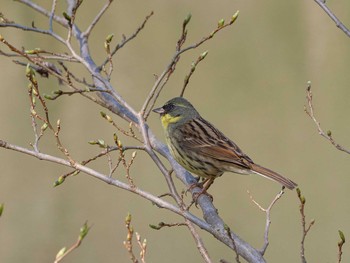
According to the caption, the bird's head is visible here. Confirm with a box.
[153,97,199,129]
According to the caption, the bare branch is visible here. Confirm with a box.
[49,0,58,32]
[54,221,91,263]
[142,11,239,119]
[296,188,315,263]
[304,82,350,154]
[0,22,66,43]
[98,11,154,71]
[185,219,213,263]
[83,0,114,38]
[314,0,350,38]
[248,189,285,255]
[180,50,209,97]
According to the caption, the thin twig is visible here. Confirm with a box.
[0,23,66,44]
[296,188,315,263]
[337,230,346,263]
[142,11,239,119]
[49,0,57,32]
[138,114,183,205]
[45,87,108,100]
[15,0,68,27]
[180,50,209,97]
[83,0,114,38]
[123,213,147,263]
[135,232,147,263]
[224,225,241,263]
[304,82,350,154]
[247,188,285,255]
[185,219,213,263]
[54,221,91,263]
[98,11,154,71]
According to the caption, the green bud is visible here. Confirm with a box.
[106,115,113,123]
[88,140,97,145]
[32,88,38,96]
[105,34,114,44]
[125,213,132,223]
[79,222,90,241]
[307,81,312,91]
[44,94,54,100]
[149,224,160,230]
[200,50,209,60]
[296,187,301,197]
[0,203,4,217]
[104,42,109,52]
[41,123,48,131]
[97,139,106,148]
[300,196,306,204]
[25,50,35,55]
[339,230,345,243]
[63,12,71,22]
[327,130,332,136]
[53,176,65,187]
[100,111,107,118]
[53,90,63,95]
[55,247,66,259]
[25,63,35,77]
[218,19,225,28]
[25,48,42,54]
[230,10,240,24]
[183,13,192,27]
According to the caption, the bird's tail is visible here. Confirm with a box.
[250,163,297,190]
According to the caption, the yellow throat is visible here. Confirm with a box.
[161,114,183,129]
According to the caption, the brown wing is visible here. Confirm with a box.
[174,117,254,170]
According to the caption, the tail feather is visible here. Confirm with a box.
[250,163,297,190]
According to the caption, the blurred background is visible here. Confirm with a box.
[1,0,350,262]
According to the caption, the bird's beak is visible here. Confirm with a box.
[152,107,165,115]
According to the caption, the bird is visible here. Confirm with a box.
[153,97,297,190]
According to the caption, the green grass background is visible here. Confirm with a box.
[1,0,350,262]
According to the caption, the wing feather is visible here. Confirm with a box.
[174,117,254,170]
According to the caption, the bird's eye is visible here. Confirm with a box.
[163,103,175,113]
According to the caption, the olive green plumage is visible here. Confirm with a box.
[153,97,297,190]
